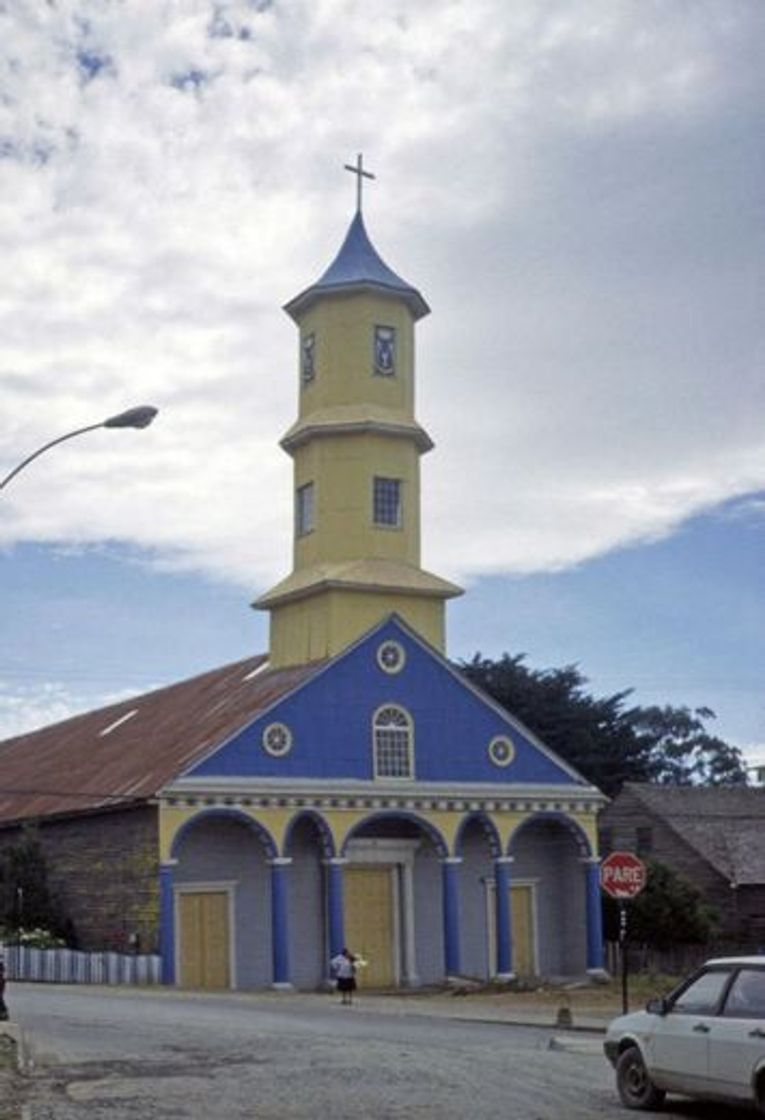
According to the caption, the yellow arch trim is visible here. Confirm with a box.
[160,803,599,864]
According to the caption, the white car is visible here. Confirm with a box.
[604,956,765,1113]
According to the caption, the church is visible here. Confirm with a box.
[0,161,607,990]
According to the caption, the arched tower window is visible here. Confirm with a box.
[373,705,414,779]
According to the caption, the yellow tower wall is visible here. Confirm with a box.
[297,293,416,417]
[293,433,421,569]
[258,228,462,669]
[269,588,446,665]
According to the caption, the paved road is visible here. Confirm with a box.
[7,985,761,1119]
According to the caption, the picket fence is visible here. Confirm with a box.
[1,944,162,986]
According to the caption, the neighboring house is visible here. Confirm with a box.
[0,175,609,990]
[599,783,765,944]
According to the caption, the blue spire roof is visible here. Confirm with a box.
[285,211,429,322]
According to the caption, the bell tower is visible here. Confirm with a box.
[256,157,461,667]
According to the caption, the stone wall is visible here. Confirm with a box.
[0,806,159,952]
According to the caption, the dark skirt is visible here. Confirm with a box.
[337,976,356,992]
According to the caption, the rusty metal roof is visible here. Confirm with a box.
[0,655,322,826]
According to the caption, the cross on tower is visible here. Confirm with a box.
[344,153,375,212]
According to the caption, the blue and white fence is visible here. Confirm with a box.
[1,944,162,985]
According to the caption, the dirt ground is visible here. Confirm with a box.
[400,971,680,1013]
[0,1067,26,1120]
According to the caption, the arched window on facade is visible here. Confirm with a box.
[373,705,414,779]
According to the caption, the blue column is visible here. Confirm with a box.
[159,862,176,985]
[441,857,462,979]
[326,858,346,960]
[585,858,606,973]
[494,857,514,979]
[270,857,293,989]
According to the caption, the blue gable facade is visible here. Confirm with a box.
[186,615,586,788]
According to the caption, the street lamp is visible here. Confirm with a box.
[0,406,159,492]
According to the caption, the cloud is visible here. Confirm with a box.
[0,0,763,595]
[0,679,139,740]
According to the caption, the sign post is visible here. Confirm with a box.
[618,899,629,1016]
[600,851,647,1014]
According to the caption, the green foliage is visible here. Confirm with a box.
[0,827,73,943]
[462,653,747,795]
[0,926,66,949]
[629,704,747,787]
[603,860,719,949]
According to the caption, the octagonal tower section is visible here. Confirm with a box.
[255,209,461,667]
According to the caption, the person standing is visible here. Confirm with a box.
[0,959,8,1021]
[330,947,357,1006]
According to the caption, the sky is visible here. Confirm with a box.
[0,1,763,763]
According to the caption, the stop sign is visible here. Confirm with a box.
[600,851,647,899]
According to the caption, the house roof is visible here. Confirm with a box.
[624,783,765,886]
[0,655,321,826]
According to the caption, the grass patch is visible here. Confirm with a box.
[452,972,683,1010]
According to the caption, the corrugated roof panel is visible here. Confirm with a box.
[0,654,323,825]
[99,709,139,737]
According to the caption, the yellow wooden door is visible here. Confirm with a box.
[510,884,535,976]
[178,891,230,989]
[344,867,395,988]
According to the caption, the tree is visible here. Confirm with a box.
[603,860,719,948]
[0,826,73,941]
[462,653,747,795]
[629,705,747,787]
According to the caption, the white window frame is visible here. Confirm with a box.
[372,704,414,780]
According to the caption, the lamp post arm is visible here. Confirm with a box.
[0,422,104,492]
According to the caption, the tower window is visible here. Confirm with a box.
[373,705,413,779]
[296,482,315,536]
[374,325,396,377]
[373,477,402,527]
[301,332,315,385]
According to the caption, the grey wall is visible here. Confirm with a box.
[458,821,494,979]
[169,808,591,990]
[286,817,326,989]
[512,818,587,977]
[413,842,443,985]
[174,815,272,989]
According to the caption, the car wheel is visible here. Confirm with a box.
[755,1072,765,1117]
[616,1046,666,1111]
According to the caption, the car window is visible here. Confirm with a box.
[722,969,765,1019]
[671,969,731,1015]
